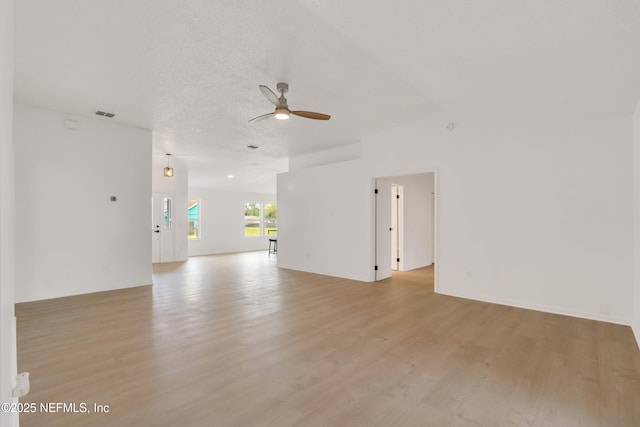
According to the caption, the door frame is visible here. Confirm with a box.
[372,169,438,290]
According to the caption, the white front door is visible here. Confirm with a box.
[152,193,175,263]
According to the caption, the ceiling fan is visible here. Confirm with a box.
[249,83,331,123]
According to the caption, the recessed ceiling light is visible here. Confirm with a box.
[227,175,234,178]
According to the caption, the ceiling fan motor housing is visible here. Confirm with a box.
[276,82,289,94]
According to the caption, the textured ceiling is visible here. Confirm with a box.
[13,0,640,192]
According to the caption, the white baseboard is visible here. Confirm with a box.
[276,262,370,283]
[15,282,153,304]
[437,287,630,326]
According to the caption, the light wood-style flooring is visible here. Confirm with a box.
[16,252,640,426]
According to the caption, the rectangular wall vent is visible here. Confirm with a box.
[95,111,115,118]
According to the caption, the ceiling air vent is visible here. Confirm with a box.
[95,111,115,118]
[247,145,259,149]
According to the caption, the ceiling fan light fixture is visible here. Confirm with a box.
[274,107,290,120]
[250,83,330,122]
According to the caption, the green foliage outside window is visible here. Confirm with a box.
[244,202,261,237]
[264,203,277,235]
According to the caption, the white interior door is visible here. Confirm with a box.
[391,185,398,271]
[152,193,175,263]
[391,184,404,271]
[375,180,392,281]
[431,191,436,264]
[152,193,161,263]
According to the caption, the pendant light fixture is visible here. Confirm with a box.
[164,153,174,177]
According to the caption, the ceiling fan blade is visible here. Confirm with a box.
[249,112,274,123]
[259,85,280,106]
[290,110,331,120]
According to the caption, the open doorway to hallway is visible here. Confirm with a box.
[374,172,436,282]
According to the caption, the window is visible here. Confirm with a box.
[244,202,261,237]
[163,197,172,229]
[188,199,200,239]
[264,203,277,235]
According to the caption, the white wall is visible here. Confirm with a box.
[633,101,640,346]
[278,115,634,325]
[380,173,434,271]
[188,188,277,256]
[364,116,633,324]
[14,104,152,303]
[153,153,188,262]
[0,0,17,424]
[289,143,361,171]
[277,160,372,282]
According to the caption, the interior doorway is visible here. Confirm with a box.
[374,172,435,282]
